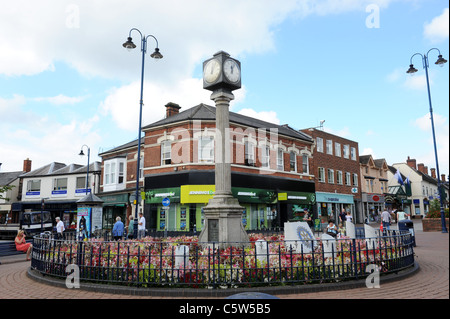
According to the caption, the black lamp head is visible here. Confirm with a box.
[435,54,447,67]
[122,37,136,50]
[406,64,418,74]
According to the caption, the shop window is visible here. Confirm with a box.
[27,179,41,192]
[53,178,67,190]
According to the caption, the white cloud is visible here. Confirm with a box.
[237,108,280,125]
[33,94,87,105]
[424,8,449,43]
[361,148,375,157]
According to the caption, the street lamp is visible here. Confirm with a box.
[79,145,90,195]
[123,28,163,238]
[407,48,448,233]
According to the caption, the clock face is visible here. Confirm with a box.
[203,59,221,83]
[223,59,240,83]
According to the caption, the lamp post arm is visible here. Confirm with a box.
[409,52,423,66]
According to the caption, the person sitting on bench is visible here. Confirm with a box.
[15,230,33,261]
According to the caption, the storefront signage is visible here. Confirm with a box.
[181,185,215,203]
[278,191,315,204]
[145,188,180,204]
[316,192,354,204]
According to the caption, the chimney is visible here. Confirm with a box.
[406,156,416,169]
[424,166,428,175]
[417,163,425,173]
[441,174,446,182]
[165,102,181,118]
[430,168,436,178]
[23,158,32,172]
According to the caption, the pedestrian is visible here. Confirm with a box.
[55,217,65,239]
[15,230,33,261]
[126,215,134,239]
[345,211,353,223]
[381,208,391,231]
[138,212,146,239]
[326,219,338,238]
[303,208,313,229]
[339,209,346,225]
[112,216,124,241]
[396,209,410,222]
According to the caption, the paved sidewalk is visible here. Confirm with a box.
[0,228,447,299]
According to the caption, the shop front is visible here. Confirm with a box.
[98,193,129,231]
[144,171,316,232]
[315,192,355,224]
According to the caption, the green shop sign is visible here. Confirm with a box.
[231,187,277,204]
[145,187,180,204]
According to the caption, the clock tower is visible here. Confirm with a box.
[198,51,249,247]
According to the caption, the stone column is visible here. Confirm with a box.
[198,89,249,247]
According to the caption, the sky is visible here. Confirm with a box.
[0,0,449,178]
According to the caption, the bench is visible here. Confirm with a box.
[0,240,33,257]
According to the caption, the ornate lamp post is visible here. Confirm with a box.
[407,48,448,233]
[123,28,163,238]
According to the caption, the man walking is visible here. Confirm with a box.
[55,217,65,239]
[138,212,146,239]
[381,208,391,231]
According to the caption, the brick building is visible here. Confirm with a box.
[99,102,317,232]
[300,128,362,224]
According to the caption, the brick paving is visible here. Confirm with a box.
[0,228,448,299]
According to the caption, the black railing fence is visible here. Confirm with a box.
[31,230,414,289]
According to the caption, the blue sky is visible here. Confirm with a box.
[0,0,448,177]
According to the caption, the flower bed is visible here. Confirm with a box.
[31,231,414,289]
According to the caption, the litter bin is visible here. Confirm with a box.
[398,220,416,247]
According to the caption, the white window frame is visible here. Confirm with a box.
[326,140,333,155]
[336,170,343,185]
[261,145,270,168]
[245,141,255,166]
[335,142,341,157]
[318,167,325,182]
[343,145,350,159]
[198,136,215,163]
[316,137,324,153]
[277,148,284,171]
[345,172,351,186]
[302,155,309,174]
[352,173,359,186]
[27,179,41,192]
[289,151,297,172]
[161,140,172,165]
[53,177,68,190]
[351,147,356,160]
[327,169,334,184]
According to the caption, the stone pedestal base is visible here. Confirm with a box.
[198,195,249,247]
